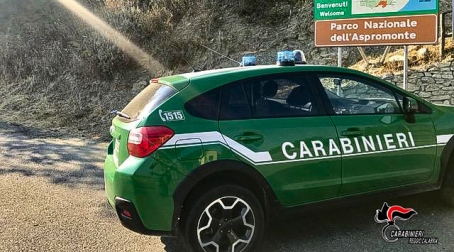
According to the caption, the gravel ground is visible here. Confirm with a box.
[1,121,453,251]
[0,122,184,252]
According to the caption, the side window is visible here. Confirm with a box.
[185,88,221,120]
[416,102,432,114]
[249,75,319,118]
[318,74,402,115]
[218,75,321,120]
[220,82,253,120]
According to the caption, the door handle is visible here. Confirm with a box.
[341,128,363,137]
[234,134,263,141]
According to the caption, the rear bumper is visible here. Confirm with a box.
[104,151,176,236]
[114,197,173,236]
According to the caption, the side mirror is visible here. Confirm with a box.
[403,97,418,123]
[403,97,418,114]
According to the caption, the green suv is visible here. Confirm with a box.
[104,64,454,252]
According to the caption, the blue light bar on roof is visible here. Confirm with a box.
[293,50,307,64]
[242,55,256,66]
[276,51,295,66]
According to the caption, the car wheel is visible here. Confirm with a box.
[183,184,265,252]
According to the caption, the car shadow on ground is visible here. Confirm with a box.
[160,192,452,252]
[0,121,107,190]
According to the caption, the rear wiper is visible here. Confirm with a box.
[110,110,131,119]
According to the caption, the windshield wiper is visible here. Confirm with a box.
[110,110,131,119]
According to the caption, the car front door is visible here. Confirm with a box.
[218,73,342,206]
[311,72,436,195]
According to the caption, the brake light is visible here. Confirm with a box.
[150,78,159,84]
[127,126,174,158]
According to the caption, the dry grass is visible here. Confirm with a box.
[0,0,192,138]
[4,0,210,79]
[0,0,311,84]
[2,0,429,139]
[351,38,454,75]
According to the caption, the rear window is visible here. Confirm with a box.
[119,83,177,122]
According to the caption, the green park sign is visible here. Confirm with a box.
[314,0,438,21]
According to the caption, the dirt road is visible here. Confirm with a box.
[0,122,183,251]
[0,121,453,251]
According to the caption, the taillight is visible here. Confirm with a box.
[127,126,174,158]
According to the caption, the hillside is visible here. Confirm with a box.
[0,0,452,140]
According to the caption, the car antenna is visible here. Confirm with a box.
[183,58,200,72]
[199,44,242,66]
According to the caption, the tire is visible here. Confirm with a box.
[182,184,265,252]
[441,157,454,207]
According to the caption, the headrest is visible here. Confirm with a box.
[262,81,278,98]
[287,86,310,106]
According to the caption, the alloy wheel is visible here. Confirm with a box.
[196,196,255,252]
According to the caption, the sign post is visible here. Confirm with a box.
[403,45,408,90]
[338,47,342,67]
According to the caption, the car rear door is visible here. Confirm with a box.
[218,73,342,206]
[309,72,436,195]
